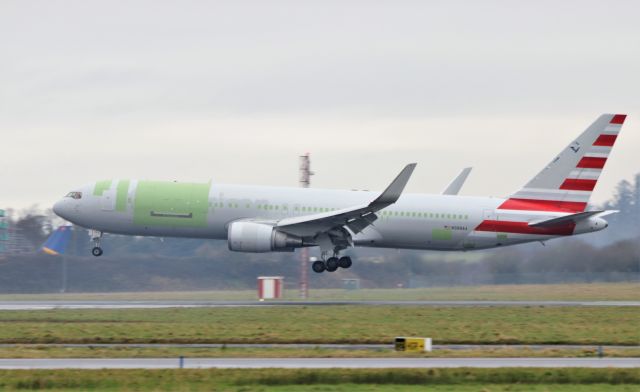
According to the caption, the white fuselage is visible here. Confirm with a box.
[53,180,600,252]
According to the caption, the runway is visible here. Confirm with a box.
[0,343,637,351]
[1,300,638,310]
[0,357,637,369]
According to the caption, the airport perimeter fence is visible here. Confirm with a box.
[406,271,640,288]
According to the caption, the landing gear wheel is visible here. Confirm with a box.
[326,257,339,272]
[338,256,352,269]
[312,260,326,273]
[91,247,103,257]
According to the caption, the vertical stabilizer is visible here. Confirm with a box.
[501,114,626,212]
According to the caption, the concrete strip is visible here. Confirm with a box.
[0,343,637,350]
[0,357,638,369]
[0,300,638,310]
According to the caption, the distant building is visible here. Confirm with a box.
[0,209,6,257]
[0,210,38,257]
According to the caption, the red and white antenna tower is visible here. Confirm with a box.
[298,153,314,298]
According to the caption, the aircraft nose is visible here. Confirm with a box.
[53,199,70,219]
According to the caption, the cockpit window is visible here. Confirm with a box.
[65,192,82,199]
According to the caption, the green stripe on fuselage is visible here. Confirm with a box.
[93,180,112,196]
[133,180,210,227]
[115,180,130,212]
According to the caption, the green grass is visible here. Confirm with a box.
[0,306,638,345]
[0,346,639,359]
[0,368,638,391]
[0,282,637,301]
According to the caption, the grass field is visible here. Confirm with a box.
[0,306,637,345]
[0,368,638,391]
[0,282,638,301]
[1,346,639,359]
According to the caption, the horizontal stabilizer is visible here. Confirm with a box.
[442,167,472,195]
[528,210,617,228]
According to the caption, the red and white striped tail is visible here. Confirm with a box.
[500,114,626,213]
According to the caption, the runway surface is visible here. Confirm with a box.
[0,357,637,369]
[0,343,637,351]
[1,300,638,310]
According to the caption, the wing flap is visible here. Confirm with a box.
[345,211,378,234]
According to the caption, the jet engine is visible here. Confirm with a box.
[227,221,303,252]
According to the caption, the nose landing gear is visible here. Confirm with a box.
[90,230,103,257]
[312,255,352,273]
[91,247,103,257]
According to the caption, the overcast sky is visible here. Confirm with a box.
[1,0,639,212]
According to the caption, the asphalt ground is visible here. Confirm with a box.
[0,343,637,350]
[1,300,638,310]
[0,357,638,369]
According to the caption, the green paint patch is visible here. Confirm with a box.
[432,228,453,241]
[115,180,130,212]
[497,233,508,240]
[133,180,210,227]
[93,180,112,196]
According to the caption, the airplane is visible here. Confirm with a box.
[53,113,626,273]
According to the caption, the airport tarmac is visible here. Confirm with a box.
[1,300,638,310]
[0,343,637,351]
[0,357,637,369]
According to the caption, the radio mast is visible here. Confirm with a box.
[298,153,314,298]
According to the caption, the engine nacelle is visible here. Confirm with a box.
[227,221,303,253]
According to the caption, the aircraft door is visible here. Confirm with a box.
[101,189,116,211]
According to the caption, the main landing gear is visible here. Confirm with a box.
[312,255,352,273]
[90,230,103,257]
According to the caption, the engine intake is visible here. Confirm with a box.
[227,221,303,253]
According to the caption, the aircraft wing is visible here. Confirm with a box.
[275,163,417,238]
[528,210,618,228]
[442,167,472,195]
